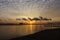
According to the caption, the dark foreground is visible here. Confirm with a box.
[10,28,60,40]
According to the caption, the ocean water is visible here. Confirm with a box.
[0,25,59,40]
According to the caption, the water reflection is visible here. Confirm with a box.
[0,25,59,40]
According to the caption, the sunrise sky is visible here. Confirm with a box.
[0,0,60,23]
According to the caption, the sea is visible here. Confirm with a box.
[0,25,59,40]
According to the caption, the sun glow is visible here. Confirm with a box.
[29,21,35,33]
[29,21,35,25]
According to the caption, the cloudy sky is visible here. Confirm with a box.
[0,0,60,23]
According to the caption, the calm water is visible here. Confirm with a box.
[0,25,59,40]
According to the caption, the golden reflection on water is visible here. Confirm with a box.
[0,25,37,39]
[29,25,33,33]
[0,25,59,40]
[16,25,37,37]
[26,21,36,34]
[27,25,35,34]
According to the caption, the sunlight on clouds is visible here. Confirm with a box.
[0,0,60,22]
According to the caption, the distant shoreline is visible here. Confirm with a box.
[0,22,60,27]
[0,21,60,25]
